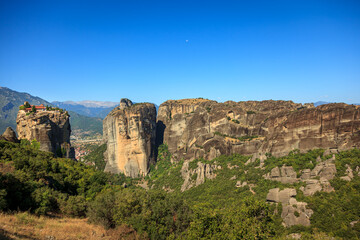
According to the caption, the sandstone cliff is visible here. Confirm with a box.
[16,110,74,158]
[103,99,157,177]
[157,99,360,161]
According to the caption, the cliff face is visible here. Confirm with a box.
[157,99,360,161]
[16,110,74,158]
[103,99,157,177]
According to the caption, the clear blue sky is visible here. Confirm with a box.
[1,0,359,105]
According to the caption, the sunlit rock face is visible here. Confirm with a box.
[103,99,157,177]
[157,99,360,161]
[16,110,74,158]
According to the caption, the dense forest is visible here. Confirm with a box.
[0,140,359,239]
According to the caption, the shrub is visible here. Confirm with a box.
[87,189,117,229]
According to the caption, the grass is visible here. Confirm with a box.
[0,212,141,240]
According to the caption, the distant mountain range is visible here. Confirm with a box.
[0,87,103,136]
[52,100,118,119]
[313,101,360,107]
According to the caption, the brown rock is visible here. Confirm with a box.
[16,110,73,158]
[0,127,19,143]
[103,101,157,177]
[157,99,360,162]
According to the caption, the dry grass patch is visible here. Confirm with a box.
[0,212,142,240]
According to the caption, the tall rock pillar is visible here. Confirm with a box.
[103,99,157,177]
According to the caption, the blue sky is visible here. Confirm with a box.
[1,0,359,105]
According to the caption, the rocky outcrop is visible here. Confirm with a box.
[16,110,73,158]
[263,166,298,184]
[103,99,156,177]
[0,127,19,143]
[266,188,313,227]
[157,99,360,161]
[264,157,336,196]
[180,160,219,191]
[340,164,354,181]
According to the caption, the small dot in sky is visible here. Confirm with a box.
[185,40,189,43]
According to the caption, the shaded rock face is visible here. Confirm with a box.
[119,98,133,109]
[16,110,73,158]
[103,101,156,177]
[0,127,19,143]
[157,99,360,161]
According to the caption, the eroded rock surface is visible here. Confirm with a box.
[16,110,73,158]
[180,160,218,192]
[0,127,19,143]
[103,100,156,177]
[263,166,298,184]
[266,188,313,227]
[157,99,360,161]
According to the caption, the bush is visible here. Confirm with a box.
[87,189,117,229]
[60,195,87,217]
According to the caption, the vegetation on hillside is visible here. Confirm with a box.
[0,138,359,239]
[83,143,107,170]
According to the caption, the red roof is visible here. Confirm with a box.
[25,105,46,111]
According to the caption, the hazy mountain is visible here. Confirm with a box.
[0,87,102,136]
[52,100,118,119]
[314,101,359,107]
[314,101,332,107]
[61,100,119,108]
[52,100,159,118]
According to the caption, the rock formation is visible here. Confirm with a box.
[157,99,360,161]
[264,156,336,196]
[16,109,74,158]
[180,160,219,191]
[0,127,19,143]
[103,99,156,177]
[266,188,313,227]
[263,166,298,184]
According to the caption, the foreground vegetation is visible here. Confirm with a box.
[0,140,359,239]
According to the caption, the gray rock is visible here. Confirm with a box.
[266,188,296,204]
[264,166,298,184]
[180,160,218,191]
[301,178,334,196]
[119,98,133,109]
[300,169,311,180]
[340,164,353,181]
[236,181,247,188]
[266,188,313,227]
[311,159,336,180]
